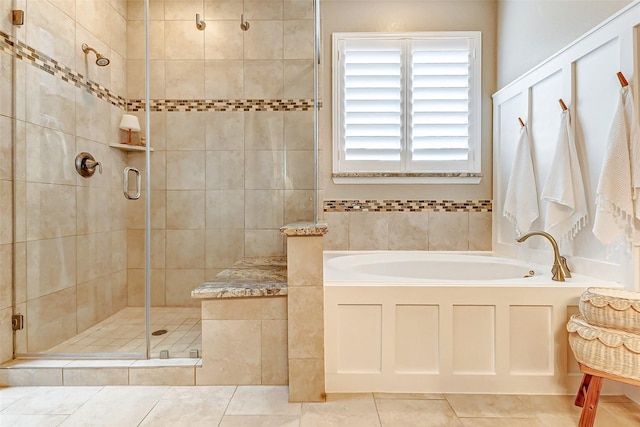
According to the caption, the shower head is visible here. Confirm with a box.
[82,43,110,67]
[95,54,110,67]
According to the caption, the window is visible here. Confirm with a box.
[332,32,482,183]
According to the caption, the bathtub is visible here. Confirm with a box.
[323,251,624,394]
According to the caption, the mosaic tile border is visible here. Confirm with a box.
[1,30,127,109]
[126,99,317,112]
[1,30,316,113]
[324,199,492,213]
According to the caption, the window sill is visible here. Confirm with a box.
[332,172,483,185]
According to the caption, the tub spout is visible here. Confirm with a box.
[516,231,571,282]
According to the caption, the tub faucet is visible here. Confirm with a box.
[516,231,571,282]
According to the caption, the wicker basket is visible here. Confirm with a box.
[567,315,640,381]
[579,287,640,334]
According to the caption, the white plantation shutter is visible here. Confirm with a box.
[340,39,403,171]
[333,32,481,179]
[409,38,473,170]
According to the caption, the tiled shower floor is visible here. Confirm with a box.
[43,307,201,359]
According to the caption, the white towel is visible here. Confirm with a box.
[503,125,539,236]
[541,109,588,241]
[627,85,640,220]
[593,86,635,246]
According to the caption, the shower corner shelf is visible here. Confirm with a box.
[109,143,154,152]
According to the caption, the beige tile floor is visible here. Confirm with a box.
[43,308,201,359]
[1,386,639,426]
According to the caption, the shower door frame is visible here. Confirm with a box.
[142,0,152,360]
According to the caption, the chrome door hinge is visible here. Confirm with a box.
[12,10,25,26]
[12,314,24,331]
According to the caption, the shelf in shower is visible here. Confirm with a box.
[109,143,154,152]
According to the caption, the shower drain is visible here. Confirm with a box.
[152,329,168,336]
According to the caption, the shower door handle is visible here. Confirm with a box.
[123,167,141,200]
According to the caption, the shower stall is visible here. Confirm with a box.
[0,0,318,361]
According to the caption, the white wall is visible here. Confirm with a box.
[320,0,497,201]
[493,1,640,287]
[496,0,632,89]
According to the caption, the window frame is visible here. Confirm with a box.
[332,31,483,184]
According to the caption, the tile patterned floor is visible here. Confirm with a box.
[43,308,201,359]
[1,386,639,426]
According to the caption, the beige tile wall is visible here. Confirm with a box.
[285,233,325,402]
[1,0,130,359]
[125,0,316,306]
[197,296,288,385]
[322,211,493,251]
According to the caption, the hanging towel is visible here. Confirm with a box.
[593,86,635,246]
[541,109,588,241]
[626,85,640,220]
[503,125,539,236]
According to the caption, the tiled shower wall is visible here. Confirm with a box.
[123,0,316,307]
[0,0,129,359]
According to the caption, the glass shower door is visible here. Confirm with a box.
[7,0,148,359]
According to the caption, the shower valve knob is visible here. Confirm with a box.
[75,152,102,178]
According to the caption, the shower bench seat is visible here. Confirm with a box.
[191,257,288,385]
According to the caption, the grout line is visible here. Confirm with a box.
[372,392,384,427]
[218,386,240,426]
